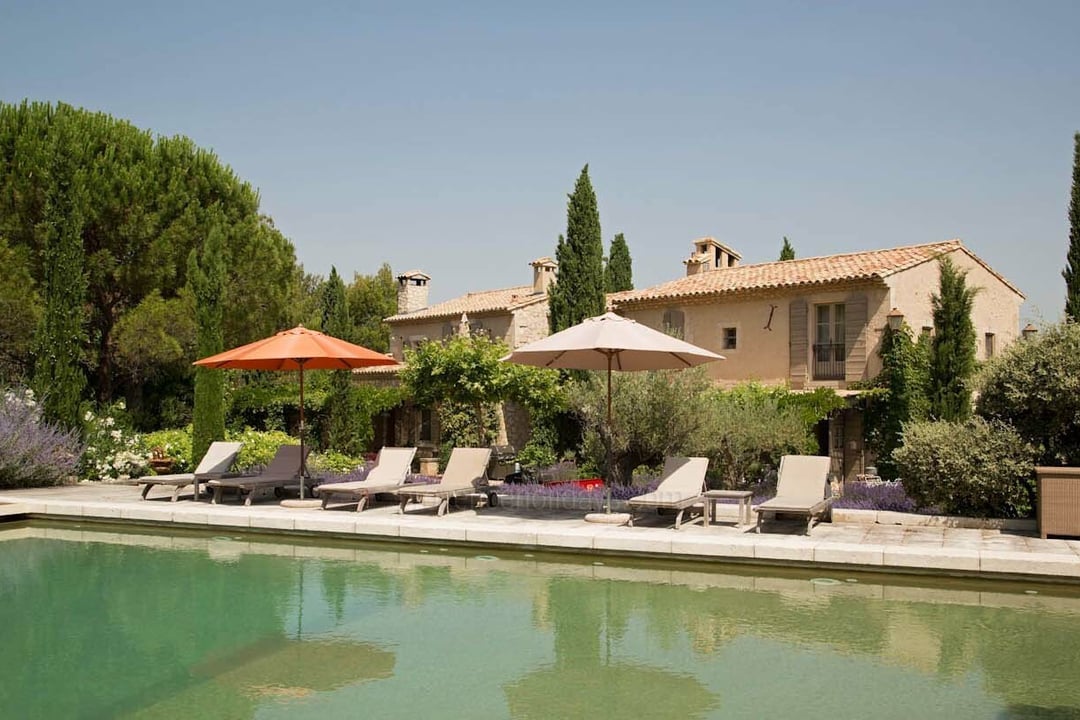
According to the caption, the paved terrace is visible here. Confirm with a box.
[2,483,1079,583]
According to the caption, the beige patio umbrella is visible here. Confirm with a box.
[502,312,724,510]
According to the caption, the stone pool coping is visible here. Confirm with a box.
[1,484,1079,583]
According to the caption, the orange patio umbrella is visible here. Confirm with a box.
[194,325,397,499]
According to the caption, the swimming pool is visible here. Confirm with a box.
[3,521,1079,719]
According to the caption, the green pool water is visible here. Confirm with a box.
[3,521,1080,719]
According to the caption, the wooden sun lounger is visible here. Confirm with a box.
[207,445,309,506]
[317,447,417,512]
[754,455,833,534]
[627,457,708,529]
[397,447,493,516]
[136,441,242,502]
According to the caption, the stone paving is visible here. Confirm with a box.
[2,483,1079,582]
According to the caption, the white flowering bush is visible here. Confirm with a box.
[80,401,150,481]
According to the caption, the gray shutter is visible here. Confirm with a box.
[844,294,868,383]
[789,299,807,388]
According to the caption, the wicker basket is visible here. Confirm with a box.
[1036,466,1080,539]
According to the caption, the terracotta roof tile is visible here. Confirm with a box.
[612,239,1022,306]
[386,285,545,323]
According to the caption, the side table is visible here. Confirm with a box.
[704,490,754,527]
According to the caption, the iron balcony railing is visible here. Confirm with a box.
[812,342,846,380]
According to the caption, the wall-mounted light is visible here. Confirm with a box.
[886,308,904,332]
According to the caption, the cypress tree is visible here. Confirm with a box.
[188,224,226,464]
[779,236,795,261]
[33,107,88,430]
[1065,132,1080,321]
[928,256,978,421]
[865,322,929,480]
[604,233,633,292]
[549,165,605,332]
[321,267,358,453]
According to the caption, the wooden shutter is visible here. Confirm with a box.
[844,294,868,382]
[789,299,807,388]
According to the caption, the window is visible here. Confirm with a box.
[812,303,846,380]
[722,327,737,350]
[985,333,996,359]
[662,309,684,337]
[419,408,433,443]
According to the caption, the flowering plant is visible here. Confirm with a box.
[80,400,149,481]
[0,387,82,488]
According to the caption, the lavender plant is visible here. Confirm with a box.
[0,387,82,488]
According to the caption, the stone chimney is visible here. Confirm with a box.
[396,270,431,314]
[530,257,557,295]
[683,237,741,276]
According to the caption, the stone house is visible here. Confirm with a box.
[609,237,1025,482]
[354,258,558,461]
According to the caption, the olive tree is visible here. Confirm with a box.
[976,321,1080,466]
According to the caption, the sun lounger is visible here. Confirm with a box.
[397,447,493,516]
[627,457,708,529]
[754,455,833,534]
[317,447,417,512]
[136,441,242,502]
[207,444,309,506]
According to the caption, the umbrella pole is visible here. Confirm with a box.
[299,362,307,499]
[606,354,612,513]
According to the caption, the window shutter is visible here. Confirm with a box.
[844,294,868,382]
[789,299,807,388]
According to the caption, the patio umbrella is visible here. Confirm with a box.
[502,312,724,511]
[194,325,397,499]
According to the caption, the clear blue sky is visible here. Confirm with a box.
[2,0,1078,322]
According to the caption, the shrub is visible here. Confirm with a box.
[976,321,1080,466]
[309,450,366,475]
[0,387,82,488]
[570,367,714,485]
[141,427,194,473]
[224,428,298,470]
[893,417,1036,518]
[80,402,150,481]
[698,384,817,489]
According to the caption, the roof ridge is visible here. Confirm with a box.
[461,284,533,297]
[741,239,962,271]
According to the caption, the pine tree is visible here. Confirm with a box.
[928,256,979,421]
[188,224,226,464]
[549,165,605,332]
[1065,133,1080,321]
[33,107,88,430]
[779,236,795,261]
[321,267,359,453]
[604,233,633,292]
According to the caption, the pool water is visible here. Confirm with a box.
[2,521,1080,719]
